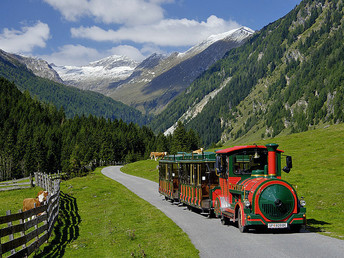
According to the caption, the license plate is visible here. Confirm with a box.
[268,223,288,229]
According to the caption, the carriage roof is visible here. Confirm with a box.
[160,152,216,163]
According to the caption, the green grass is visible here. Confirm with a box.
[30,167,198,257]
[121,160,159,183]
[0,186,45,215]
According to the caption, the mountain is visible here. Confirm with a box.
[50,27,253,115]
[150,0,344,146]
[0,49,147,125]
[0,49,63,83]
[109,27,254,114]
[54,55,138,94]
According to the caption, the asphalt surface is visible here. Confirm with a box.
[102,166,344,258]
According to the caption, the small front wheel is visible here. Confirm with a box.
[238,208,247,233]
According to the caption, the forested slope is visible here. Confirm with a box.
[0,78,200,180]
[150,0,344,146]
[0,77,154,180]
[0,51,147,125]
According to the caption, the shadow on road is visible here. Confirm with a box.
[34,192,81,258]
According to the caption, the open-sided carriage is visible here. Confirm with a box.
[158,151,219,215]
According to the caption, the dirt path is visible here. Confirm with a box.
[102,166,344,258]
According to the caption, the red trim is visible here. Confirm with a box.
[247,218,266,225]
[216,145,284,154]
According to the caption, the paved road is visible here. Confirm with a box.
[102,166,344,258]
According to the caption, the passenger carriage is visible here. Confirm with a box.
[158,151,219,215]
[158,153,184,201]
[178,152,219,214]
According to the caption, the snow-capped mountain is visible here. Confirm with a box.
[178,26,254,58]
[109,26,254,114]
[53,55,138,94]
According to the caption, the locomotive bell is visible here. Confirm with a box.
[254,150,260,159]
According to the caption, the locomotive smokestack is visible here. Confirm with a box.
[266,143,279,177]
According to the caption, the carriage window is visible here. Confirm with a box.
[207,163,219,185]
[233,150,268,175]
[172,163,178,178]
[190,164,194,185]
[159,165,165,180]
[197,164,201,186]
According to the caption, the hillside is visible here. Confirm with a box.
[0,49,147,125]
[0,77,156,179]
[150,0,344,146]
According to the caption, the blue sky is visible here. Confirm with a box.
[0,0,302,66]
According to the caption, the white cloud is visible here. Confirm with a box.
[40,44,103,66]
[0,21,50,53]
[108,45,145,61]
[43,0,89,22]
[43,0,164,26]
[71,15,241,47]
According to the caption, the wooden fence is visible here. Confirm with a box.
[0,173,60,257]
[0,177,34,192]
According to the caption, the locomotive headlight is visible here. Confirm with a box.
[300,197,306,207]
[244,199,250,208]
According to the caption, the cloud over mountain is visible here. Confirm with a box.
[0,21,50,53]
[71,15,241,47]
[43,0,165,25]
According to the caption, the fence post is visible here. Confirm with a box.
[18,209,26,250]
[6,210,15,255]
[33,203,39,244]
[30,174,34,187]
[0,227,2,257]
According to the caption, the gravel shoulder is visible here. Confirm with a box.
[102,166,344,258]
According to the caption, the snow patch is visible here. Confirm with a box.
[164,77,231,135]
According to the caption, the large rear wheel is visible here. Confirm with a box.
[238,208,248,233]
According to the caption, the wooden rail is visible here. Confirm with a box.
[0,177,34,192]
[0,173,60,258]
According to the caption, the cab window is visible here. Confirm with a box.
[233,150,268,175]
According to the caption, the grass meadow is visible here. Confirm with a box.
[0,167,198,257]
